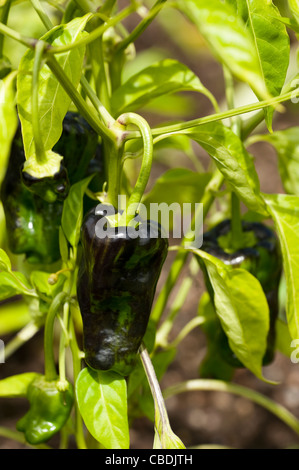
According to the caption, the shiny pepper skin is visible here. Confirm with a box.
[200,219,282,368]
[16,375,74,445]
[77,205,168,376]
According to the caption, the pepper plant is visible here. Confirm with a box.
[1,0,299,450]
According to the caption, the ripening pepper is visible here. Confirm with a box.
[77,205,168,376]
[16,375,74,445]
[200,219,282,368]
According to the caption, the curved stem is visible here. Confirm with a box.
[163,379,299,437]
[32,40,47,164]
[117,112,153,223]
[44,292,68,382]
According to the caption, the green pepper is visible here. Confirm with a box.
[1,129,63,265]
[21,111,101,202]
[199,219,282,368]
[77,205,168,376]
[16,375,74,445]
[1,113,104,264]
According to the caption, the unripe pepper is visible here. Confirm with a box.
[21,111,101,202]
[77,205,168,376]
[1,130,63,264]
[1,113,104,264]
[16,375,73,445]
[200,219,282,368]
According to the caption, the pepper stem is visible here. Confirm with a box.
[0,2,11,59]
[44,292,68,382]
[117,112,153,225]
[223,65,243,249]
[32,40,47,164]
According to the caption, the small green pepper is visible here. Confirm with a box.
[16,375,74,445]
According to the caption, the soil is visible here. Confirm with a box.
[1,4,299,450]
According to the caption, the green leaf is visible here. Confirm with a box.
[76,368,129,450]
[0,373,40,397]
[251,128,299,195]
[0,72,18,186]
[17,14,91,160]
[61,175,94,247]
[0,271,32,301]
[186,123,268,215]
[111,59,218,116]
[176,0,269,100]
[0,300,31,336]
[196,250,270,381]
[264,193,299,342]
[0,248,11,272]
[243,0,289,129]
